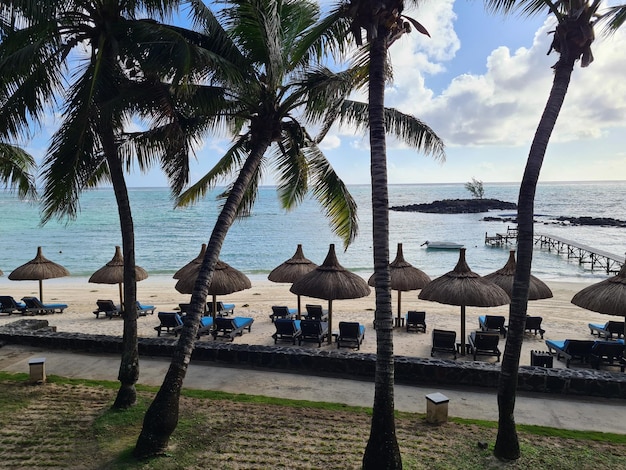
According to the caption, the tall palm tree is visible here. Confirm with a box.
[311,2,444,467]
[133,0,444,459]
[484,0,625,460]
[0,0,235,409]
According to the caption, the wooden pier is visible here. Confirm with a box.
[484,228,624,274]
[533,233,624,275]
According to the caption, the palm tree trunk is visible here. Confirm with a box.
[494,55,576,460]
[101,127,139,409]
[363,33,401,470]
[133,137,271,459]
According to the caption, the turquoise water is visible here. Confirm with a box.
[1,181,624,283]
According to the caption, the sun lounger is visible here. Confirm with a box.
[272,319,302,344]
[405,311,426,333]
[0,296,26,314]
[136,301,156,316]
[196,316,214,339]
[304,304,328,322]
[588,321,624,340]
[93,299,122,319]
[468,331,501,361]
[207,301,235,317]
[270,306,297,323]
[479,315,506,337]
[545,339,595,367]
[431,329,457,359]
[211,316,254,341]
[22,296,67,315]
[524,316,546,338]
[298,320,329,347]
[154,312,184,336]
[589,340,625,370]
[337,321,365,349]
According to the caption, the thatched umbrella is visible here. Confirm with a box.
[483,250,553,300]
[8,246,70,302]
[88,245,148,309]
[571,262,626,343]
[368,243,431,327]
[175,259,251,320]
[268,244,318,319]
[418,248,510,355]
[290,244,371,344]
[173,244,206,280]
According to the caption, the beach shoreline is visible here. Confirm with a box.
[0,277,614,368]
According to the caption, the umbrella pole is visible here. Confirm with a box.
[327,299,333,344]
[460,305,466,356]
[397,290,402,327]
[39,279,43,303]
[212,295,217,321]
[118,283,124,311]
[297,294,302,320]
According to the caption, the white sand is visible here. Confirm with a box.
[0,276,612,368]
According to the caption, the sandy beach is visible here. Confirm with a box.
[0,277,616,369]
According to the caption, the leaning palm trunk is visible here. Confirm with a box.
[363,34,402,470]
[133,138,270,458]
[494,55,576,460]
[102,127,139,409]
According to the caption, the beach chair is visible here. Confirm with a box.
[207,301,235,317]
[0,296,26,314]
[212,316,254,341]
[22,296,68,315]
[93,299,122,319]
[196,316,214,339]
[545,339,595,367]
[304,304,328,322]
[136,301,156,316]
[269,306,297,323]
[405,311,426,333]
[272,319,302,344]
[178,303,191,315]
[468,331,501,361]
[588,321,624,340]
[431,329,457,359]
[589,340,625,370]
[524,316,546,338]
[479,315,506,337]
[337,321,365,349]
[154,312,184,336]
[298,320,329,347]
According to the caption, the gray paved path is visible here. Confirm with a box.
[1,344,624,434]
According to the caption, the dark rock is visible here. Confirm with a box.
[391,198,517,214]
[554,216,626,227]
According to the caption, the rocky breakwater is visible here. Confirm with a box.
[391,198,517,214]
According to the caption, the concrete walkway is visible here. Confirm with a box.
[1,344,625,434]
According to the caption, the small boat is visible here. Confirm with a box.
[421,241,465,250]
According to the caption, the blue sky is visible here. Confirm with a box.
[23,0,626,187]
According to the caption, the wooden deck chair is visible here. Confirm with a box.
[431,329,457,359]
[405,311,426,333]
[337,321,365,349]
[272,319,302,344]
[298,320,329,347]
[468,331,501,361]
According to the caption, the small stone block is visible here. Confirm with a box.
[426,392,449,424]
[28,357,46,384]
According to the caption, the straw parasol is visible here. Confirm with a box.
[418,248,510,355]
[483,250,553,300]
[173,244,206,280]
[88,245,148,309]
[571,262,626,343]
[268,244,318,318]
[8,246,70,302]
[175,259,251,319]
[290,244,371,344]
[368,243,431,327]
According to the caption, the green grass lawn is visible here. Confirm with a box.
[0,372,624,469]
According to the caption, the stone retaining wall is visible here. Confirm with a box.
[1,319,625,398]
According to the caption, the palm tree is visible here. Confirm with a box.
[0,0,235,409]
[484,0,625,460]
[0,142,37,199]
[133,0,444,459]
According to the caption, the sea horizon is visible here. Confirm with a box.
[1,180,625,285]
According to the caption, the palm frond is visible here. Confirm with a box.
[0,142,37,199]
[271,122,309,209]
[598,4,626,34]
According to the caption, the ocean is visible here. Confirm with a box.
[1,181,625,284]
